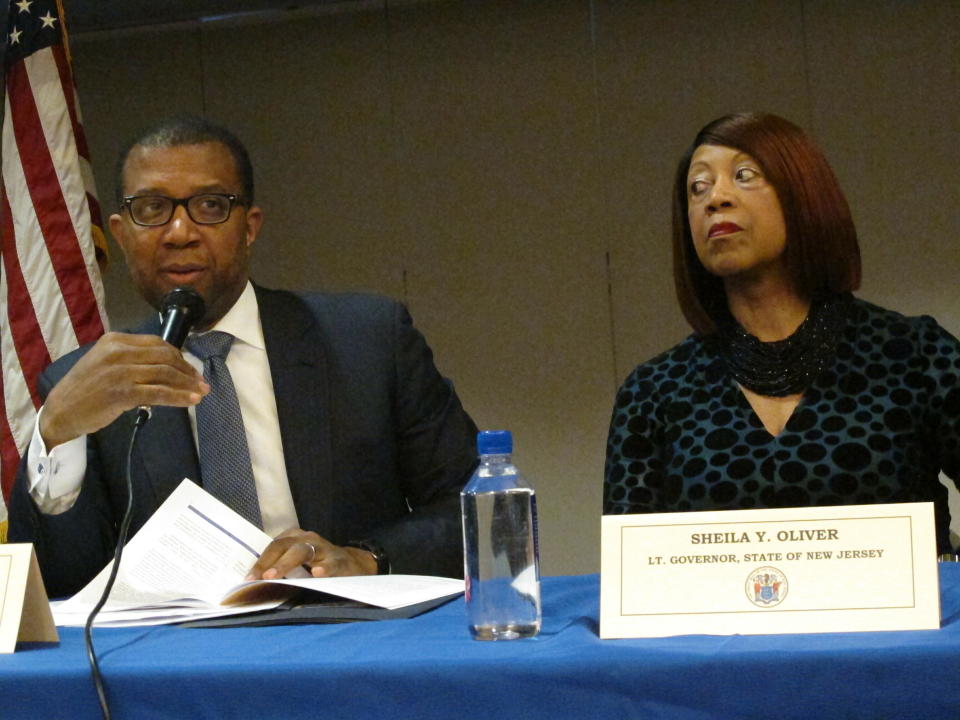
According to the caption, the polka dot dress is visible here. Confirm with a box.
[604,298,960,553]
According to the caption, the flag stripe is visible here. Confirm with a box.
[2,92,78,360]
[0,389,24,503]
[53,44,84,155]
[0,259,39,500]
[58,49,106,257]
[27,47,106,333]
[68,79,107,257]
[1,186,50,408]
[6,53,104,344]
[50,44,103,234]
[55,48,102,227]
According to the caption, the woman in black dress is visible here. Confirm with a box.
[604,112,960,553]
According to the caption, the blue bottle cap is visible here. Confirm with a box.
[477,430,512,455]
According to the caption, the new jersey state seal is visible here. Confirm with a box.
[746,566,788,607]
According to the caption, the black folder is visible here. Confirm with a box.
[178,591,461,628]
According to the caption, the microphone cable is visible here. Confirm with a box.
[83,408,149,720]
[80,287,204,718]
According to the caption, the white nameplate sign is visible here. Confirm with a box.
[600,502,940,639]
[0,544,58,653]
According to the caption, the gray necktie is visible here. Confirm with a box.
[186,331,262,528]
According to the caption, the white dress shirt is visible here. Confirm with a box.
[26,281,299,537]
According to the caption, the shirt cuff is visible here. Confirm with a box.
[26,406,86,514]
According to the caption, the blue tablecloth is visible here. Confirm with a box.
[4,566,960,720]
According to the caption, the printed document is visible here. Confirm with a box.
[54,479,463,627]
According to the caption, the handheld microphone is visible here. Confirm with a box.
[138,287,206,424]
[159,286,206,349]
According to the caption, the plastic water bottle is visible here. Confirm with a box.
[461,430,541,640]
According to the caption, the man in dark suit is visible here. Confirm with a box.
[8,116,478,598]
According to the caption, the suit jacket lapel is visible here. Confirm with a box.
[134,406,201,505]
[256,285,334,536]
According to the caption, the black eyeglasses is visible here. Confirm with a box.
[121,193,246,226]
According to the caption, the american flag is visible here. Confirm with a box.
[0,0,108,541]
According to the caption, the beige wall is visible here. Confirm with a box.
[71,0,960,575]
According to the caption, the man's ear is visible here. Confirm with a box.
[244,205,263,248]
[108,212,129,258]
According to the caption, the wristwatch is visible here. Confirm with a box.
[347,540,390,575]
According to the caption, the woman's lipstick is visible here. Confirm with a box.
[708,222,743,238]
